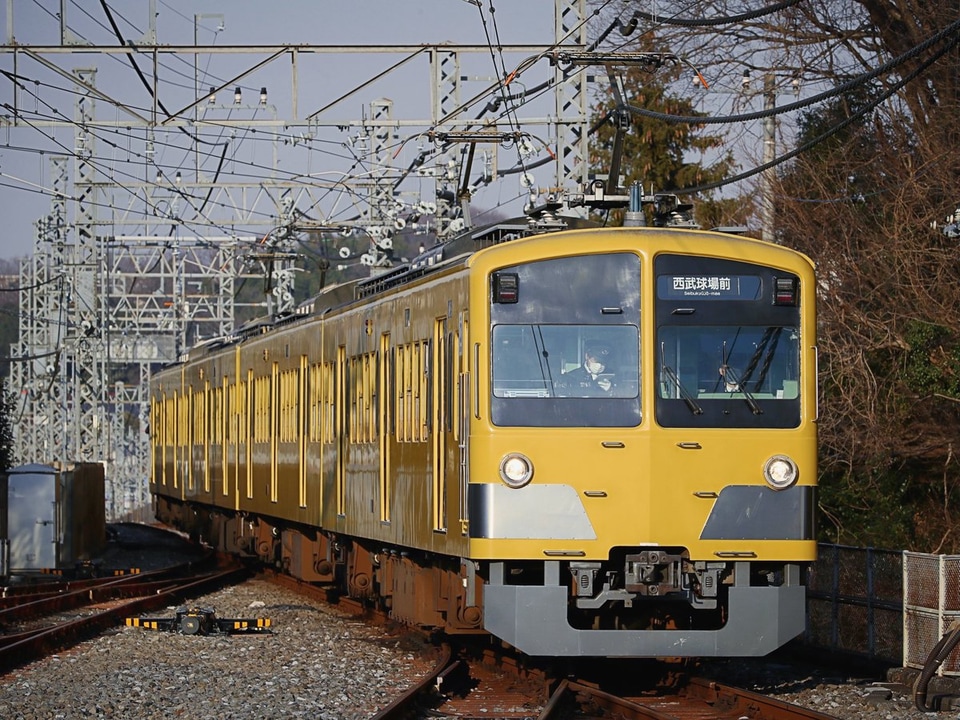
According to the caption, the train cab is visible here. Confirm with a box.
[466,228,817,656]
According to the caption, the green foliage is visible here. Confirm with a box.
[794,79,883,163]
[773,71,960,550]
[781,80,893,230]
[901,321,960,399]
[818,467,921,549]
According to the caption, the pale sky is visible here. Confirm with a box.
[0,0,562,258]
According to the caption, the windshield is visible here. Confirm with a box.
[489,253,641,427]
[493,324,639,399]
[658,325,799,399]
[654,253,804,429]
[657,324,801,428]
[491,324,640,426]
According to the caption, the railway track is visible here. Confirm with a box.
[0,540,879,718]
[553,677,843,719]
[0,556,250,673]
[259,566,849,719]
[368,646,846,719]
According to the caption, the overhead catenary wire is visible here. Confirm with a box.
[0,26,680,228]
[678,27,960,197]
[622,16,960,127]
[34,0,268,186]
[1,77,341,235]
[2,64,463,232]
[0,2,954,245]
[51,0,251,207]
[97,0,230,150]
[624,0,805,29]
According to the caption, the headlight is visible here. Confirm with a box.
[763,455,798,490]
[499,453,534,488]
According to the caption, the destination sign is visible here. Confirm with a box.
[657,274,762,300]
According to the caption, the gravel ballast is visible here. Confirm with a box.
[1,584,955,720]
[701,656,957,720]
[0,579,434,719]
[2,523,954,720]
[4,599,952,720]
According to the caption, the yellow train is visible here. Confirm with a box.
[151,219,817,657]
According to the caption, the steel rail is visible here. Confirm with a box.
[370,643,454,720]
[685,677,842,719]
[0,557,217,622]
[557,677,843,720]
[0,561,201,599]
[0,565,250,673]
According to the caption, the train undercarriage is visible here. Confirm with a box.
[157,495,805,657]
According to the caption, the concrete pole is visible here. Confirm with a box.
[761,73,776,243]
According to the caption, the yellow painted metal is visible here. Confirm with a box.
[462,227,817,563]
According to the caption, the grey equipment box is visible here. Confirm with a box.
[4,463,106,572]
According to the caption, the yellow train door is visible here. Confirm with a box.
[432,317,448,532]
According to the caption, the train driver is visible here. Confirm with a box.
[560,344,616,396]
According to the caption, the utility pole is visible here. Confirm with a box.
[555,0,590,195]
[761,73,776,243]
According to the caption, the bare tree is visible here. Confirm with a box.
[594,1,959,180]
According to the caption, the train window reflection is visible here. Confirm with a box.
[493,325,638,399]
[655,324,801,428]
[657,325,799,401]
[490,324,641,428]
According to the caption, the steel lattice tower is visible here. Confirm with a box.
[6,0,589,520]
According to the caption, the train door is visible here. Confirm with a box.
[226,348,241,510]
[220,374,237,502]
[202,380,211,495]
[158,393,170,491]
[336,345,347,516]
[270,361,279,503]
[432,317,448,532]
[190,384,204,497]
[299,355,308,509]
[316,359,335,521]
[244,368,253,501]
[149,396,159,490]
[379,332,392,523]
[231,374,240,509]
[167,391,177,494]
[457,312,470,535]
[175,389,186,500]
[215,379,225,499]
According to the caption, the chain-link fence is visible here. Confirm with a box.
[903,551,960,674]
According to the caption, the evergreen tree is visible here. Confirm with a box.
[588,55,747,227]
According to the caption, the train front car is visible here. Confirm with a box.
[468,227,817,657]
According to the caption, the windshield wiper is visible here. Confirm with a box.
[661,365,703,415]
[719,364,763,415]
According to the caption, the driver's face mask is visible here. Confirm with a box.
[585,358,605,375]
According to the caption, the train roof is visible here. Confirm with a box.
[165,215,596,365]
[353,214,600,299]
[165,206,803,368]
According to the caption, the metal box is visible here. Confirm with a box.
[4,463,106,572]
